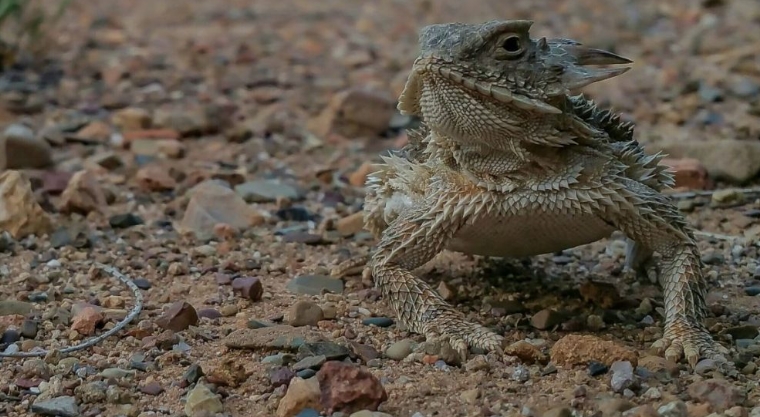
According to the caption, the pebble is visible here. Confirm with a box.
[609,360,635,393]
[511,364,530,382]
[109,213,144,229]
[231,276,264,301]
[183,364,204,385]
[285,300,324,327]
[276,376,321,417]
[530,308,565,330]
[0,123,52,170]
[724,324,759,340]
[657,401,688,417]
[184,383,224,417]
[298,341,351,361]
[297,369,317,379]
[746,286,760,296]
[179,180,265,240]
[316,361,388,414]
[361,317,394,327]
[588,361,609,376]
[235,179,303,203]
[385,339,414,360]
[31,396,80,417]
[292,355,326,371]
[270,366,297,388]
[155,301,199,331]
[287,275,345,295]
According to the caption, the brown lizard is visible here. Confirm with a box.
[332,20,729,368]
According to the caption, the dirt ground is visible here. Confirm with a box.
[1,0,759,416]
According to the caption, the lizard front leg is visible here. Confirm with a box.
[600,178,729,368]
[370,208,504,361]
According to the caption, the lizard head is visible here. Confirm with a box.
[398,20,632,119]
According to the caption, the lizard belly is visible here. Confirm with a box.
[446,213,616,258]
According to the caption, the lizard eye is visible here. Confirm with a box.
[502,36,522,55]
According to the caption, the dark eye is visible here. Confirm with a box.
[502,36,521,53]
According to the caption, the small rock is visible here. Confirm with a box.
[308,88,396,138]
[385,339,414,360]
[657,401,688,417]
[336,212,365,236]
[317,361,388,414]
[31,396,80,417]
[57,170,108,215]
[531,309,565,330]
[285,300,324,327]
[180,180,265,239]
[75,120,112,143]
[550,334,638,367]
[293,355,327,371]
[184,383,223,417]
[0,171,53,238]
[112,107,152,131]
[610,361,635,393]
[183,364,204,385]
[687,378,745,412]
[637,355,679,377]
[287,275,344,295]
[276,376,322,417]
[20,320,38,338]
[153,107,210,137]
[650,139,760,184]
[0,124,52,170]
[460,388,479,404]
[232,276,264,301]
[579,280,623,309]
[70,306,104,336]
[511,364,530,382]
[130,138,185,158]
[436,281,456,301]
[270,366,297,388]
[235,179,302,203]
[136,165,176,191]
[362,317,393,328]
[348,162,375,187]
[139,381,164,396]
[724,325,759,340]
[597,398,634,415]
[0,300,33,316]
[224,325,324,351]
[660,158,712,190]
[206,358,249,387]
[109,213,144,229]
[297,342,351,361]
[588,361,609,376]
[155,301,199,332]
[504,340,546,364]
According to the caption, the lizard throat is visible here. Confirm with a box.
[398,58,563,116]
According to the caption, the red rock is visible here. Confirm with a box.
[231,277,264,301]
[122,128,180,142]
[155,301,199,332]
[70,306,104,336]
[76,121,113,143]
[135,165,176,192]
[316,361,388,414]
[661,158,713,190]
[58,170,108,215]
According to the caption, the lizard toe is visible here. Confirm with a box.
[651,321,732,371]
[421,314,504,363]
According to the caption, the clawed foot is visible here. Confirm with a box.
[420,310,504,362]
[651,320,731,371]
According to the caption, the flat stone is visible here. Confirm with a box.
[31,396,80,417]
[234,179,303,203]
[287,275,344,295]
[224,325,325,351]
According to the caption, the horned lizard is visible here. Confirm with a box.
[332,20,729,368]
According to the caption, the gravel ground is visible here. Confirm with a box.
[0,1,759,416]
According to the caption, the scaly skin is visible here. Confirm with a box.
[333,20,729,368]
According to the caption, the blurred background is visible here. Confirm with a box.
[0,1,759,416]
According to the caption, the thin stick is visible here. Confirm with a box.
[0,263,143,358]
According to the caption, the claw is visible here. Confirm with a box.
[651,322,733,372]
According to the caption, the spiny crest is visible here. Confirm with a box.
[567,94,635,143]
